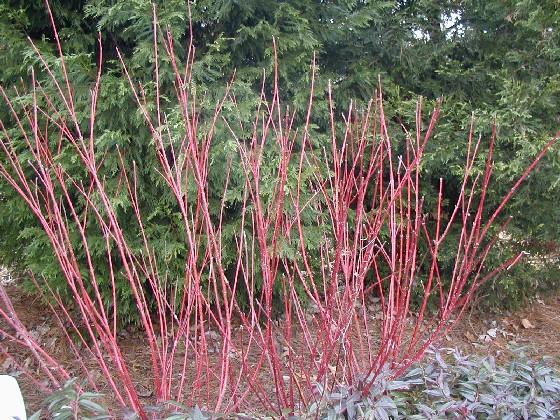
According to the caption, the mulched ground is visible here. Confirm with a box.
[1,268,559,417]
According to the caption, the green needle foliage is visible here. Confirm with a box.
[1,0,559,326]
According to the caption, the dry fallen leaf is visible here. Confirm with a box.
[487,328,498,338]
[1,357,14,370]
[136,384,153,397]
[464,331,476,342]
[521,318,536,329]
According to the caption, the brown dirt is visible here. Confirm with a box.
[1,279,560,418]
[441,293,560,366]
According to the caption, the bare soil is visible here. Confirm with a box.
[1,275,559,417]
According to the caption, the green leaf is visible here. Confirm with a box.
[78,398,108,413]
[28,410,43,420]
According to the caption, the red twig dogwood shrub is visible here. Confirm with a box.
[0,10,556,419]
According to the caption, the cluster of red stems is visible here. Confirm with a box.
[0,7,556,419]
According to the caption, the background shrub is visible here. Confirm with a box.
[1,1,559,322]
[1,0,559,322]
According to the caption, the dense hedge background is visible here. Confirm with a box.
[1,0,558,324]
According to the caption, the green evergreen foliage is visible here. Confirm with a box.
[1,0,558,325]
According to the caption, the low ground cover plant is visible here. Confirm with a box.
[0,4,558,419]
[30,347,560,419]
[311,347,560,419]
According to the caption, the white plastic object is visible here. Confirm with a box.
[0,375,27,420]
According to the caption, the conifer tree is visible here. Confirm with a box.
[1,0,558,322]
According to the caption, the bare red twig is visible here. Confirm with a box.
[0,9,556,418]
